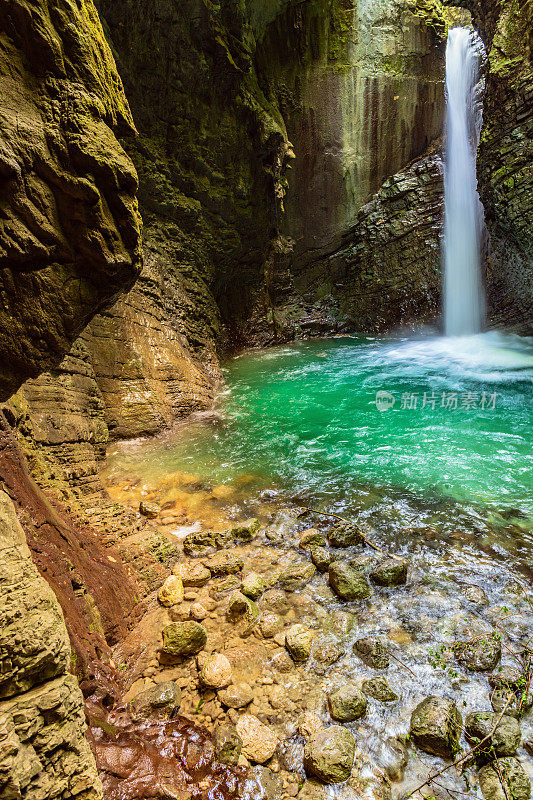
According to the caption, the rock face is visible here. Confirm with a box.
[410,696,462,759]
[0,489,102,798]
[303,725,356,784]
[0,0,141,402]
[464,0,533,332]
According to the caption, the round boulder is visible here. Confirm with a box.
[160,621,207,660]
[157,576,184,607]
[285,624,315,662]
[310,546,333,573]
[303,725,356,784]
[328,683,367,721]
[465,712,521,757]
[173,562,211,587]
[218,682,254,709]
[353,637,389,669]
[236,714,278,764]
[241,572,267,600]
[327,521,362,548]
[200,653,232,689]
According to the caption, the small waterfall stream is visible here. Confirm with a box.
[444,27,485,336]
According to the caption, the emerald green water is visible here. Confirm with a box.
[106,332,533,560]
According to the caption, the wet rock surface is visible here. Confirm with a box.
[410,696,462,759]
[303,725,356,784]
[329,561,372,600]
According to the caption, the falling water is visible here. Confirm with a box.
[444,27,484,336]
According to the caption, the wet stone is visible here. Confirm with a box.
[241,572,267,600]
[354,637,389,669]
[190,602,208,620]
[227,591,259,634]
[183,530,216,557]
[383,737,408,782]
[490,688,520,717]
[299,529,327,550]
[488,666,523,691]
[157,575,184,607]
[140,500,160,518]
[215,724,242,766]
[327,521,363,548]
[260,612,283,639]
[410,696,462,759]
[285,624,315,662]
[279,562,316,592]
[478,758,531,800]
[261,589,290,614]
[218,682,254,709]
[370,558,408,586]
[173,561,211,587]
[210,574,241,597]
[465,712,521,757]
[230,518,260,542]
[309,546,332,572]
[463,584,489,605]
[129,681,181,721]
[328,683,367,721]
[206,551,244,576]
[362,676,399,703]
[236,714,278,764]
[454,636,501,671]
[241,766,283,800]
[313,638,344,666]
[200,653,232,689]
[298,712,323,739]
[329,610,355,635]
[303,725,356,784]
[329,561,372,600]
[160,621,207,660]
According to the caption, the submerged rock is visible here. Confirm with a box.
[279,562,316,591]
[410,696,462,758]
[362,676,399,703]
[236,714,278,764]
[260,612,283,638]
[207,551,244,576]
[328,683,367,721]
[129,681,181,721]
[139,500,160,518]
[465,712,521,757]
[298,712,323,739]
[218,682,254,709]
[215,724,242,766]
[303,725,356,784]
[309,546,333,572]
[227,591,259,634]
[327,521,362,548]
[490,688,520,718]
[230,518,261,542]
[241,572,267,600]
[353,637,389,669]
[183,530,216,557]
[478,758,531,800]
[454,637,501,671]
[200,653,232,689]
[370,558,408,586]
[488,666,523,691]
[330,610,356,635]
[157,575,184,607]
[329,561,371,600]
[173,561,211,587]
[160,621,207,660]
[241,766,283,800]
[285,624,315,662]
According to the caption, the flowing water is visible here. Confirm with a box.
[104,333,533,568]
[444,27,485,336]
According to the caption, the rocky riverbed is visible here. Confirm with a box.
[88,492,533,800]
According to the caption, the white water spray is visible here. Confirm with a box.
[444,27,484,336]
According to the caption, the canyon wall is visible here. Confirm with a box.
[462,0,533,331]
[0,0,142,402]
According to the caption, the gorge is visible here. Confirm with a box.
[0,2,532,800]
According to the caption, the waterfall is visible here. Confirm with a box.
[444,27,484,336]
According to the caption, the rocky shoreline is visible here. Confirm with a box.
[88,503,533,800]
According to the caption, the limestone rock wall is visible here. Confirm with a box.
[0,0,142,401]
[0,489,102,799]
[452,0,532,330]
